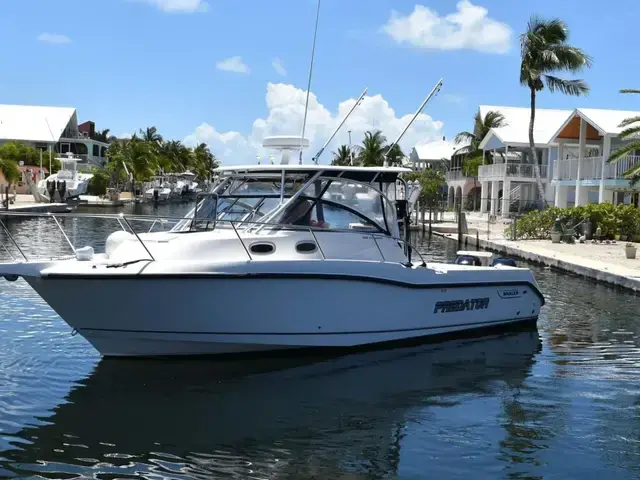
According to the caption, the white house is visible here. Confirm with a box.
[409,137,473,207]
[408,138,460,170]
[549,108,640,207]
[476,105,573,217]
[0,104,109,168]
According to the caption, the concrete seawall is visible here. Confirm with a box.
[435,231,640,294]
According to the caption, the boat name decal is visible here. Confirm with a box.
[433,298,490,314]
[498,288,521,299]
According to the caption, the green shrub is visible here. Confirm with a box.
[87,169,110,196]
[511,202,640,240]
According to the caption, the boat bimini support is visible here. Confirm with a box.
[251,170,324,233]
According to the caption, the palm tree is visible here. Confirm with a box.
[607,89,640,185]
[462,156,483,210]
[520,16,592,203]
[159,140,192,173]
[192,143,218,181]
[358,131,387,167]
[331,145,355,166]
[94,129,111,143]
[454,110,506,161]
[0,157,20,208]
[383,144,405,166]
[140,126,163,145]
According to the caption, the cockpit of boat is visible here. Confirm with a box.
[172,165,413,239]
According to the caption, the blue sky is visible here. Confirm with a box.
[1,0,639,163]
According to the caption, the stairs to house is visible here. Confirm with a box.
[509,185,521,207]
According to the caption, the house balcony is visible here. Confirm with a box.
[445,170,472,183]
[478,163,549,182]
[553,155,640,181]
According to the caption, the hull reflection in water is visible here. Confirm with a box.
[2,329,541,478]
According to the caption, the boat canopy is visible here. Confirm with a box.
[174,166,405,236]
[213,164,411,183]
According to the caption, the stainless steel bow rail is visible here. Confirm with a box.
[0,211,427,266]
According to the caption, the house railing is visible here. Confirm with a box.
[445,170,469,182]
[554,155,640,181]
[478,163,549,181]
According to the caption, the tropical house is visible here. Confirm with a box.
[549,108,640,207]
[408,137,471,207]
[476,105,572,217]
[407,138,459,170]
[0,104,109,168]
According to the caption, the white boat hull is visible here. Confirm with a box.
[22,262,543,357]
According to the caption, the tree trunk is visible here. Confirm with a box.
[528,87,546,209]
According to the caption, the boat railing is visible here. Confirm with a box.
[0,211,427,267]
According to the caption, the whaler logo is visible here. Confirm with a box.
[498,288,521,299]
[433,298,490,314]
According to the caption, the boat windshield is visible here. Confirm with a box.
[172,172,399,235]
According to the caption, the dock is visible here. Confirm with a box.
[424,211,640,293]
[2,194,71,213]
[76,195,136,208]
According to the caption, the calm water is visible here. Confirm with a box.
[0,204,640,478]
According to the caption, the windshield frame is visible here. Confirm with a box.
[173,170,400,236]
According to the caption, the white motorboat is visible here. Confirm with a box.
[143,171,200,203]
[0,163,544,357]
[37,153,93,200]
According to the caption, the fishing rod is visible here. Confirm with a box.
[383,78,443,167]
[311,87,368,164]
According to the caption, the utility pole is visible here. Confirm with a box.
[348,130,352,166]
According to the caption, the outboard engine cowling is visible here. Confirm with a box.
[455,255,482,266]
[491,257,518,267]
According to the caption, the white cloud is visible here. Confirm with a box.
[184,82,444,165]
[216,56,250,75]
[382,1,512,54]
[38,33,71,44]
[137,0,208,13]
[272,57,287,76]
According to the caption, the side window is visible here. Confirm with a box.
[309,203,377,231]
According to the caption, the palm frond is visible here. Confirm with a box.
[618,116,640,128]
[608,141,640,163]
[454,131,475,144]
[536,18,568,43]
[543,45,592,72]
[618,125,640,140]
[620,89,640,94]
[622,163,640,179]
[453,145,472,156]
[483,111,506,129]
[544,75,589,96]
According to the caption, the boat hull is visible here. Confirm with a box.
[25,274,542,357]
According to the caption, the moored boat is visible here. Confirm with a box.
[0,162,544,357]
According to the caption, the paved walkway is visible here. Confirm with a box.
[427,210,640,291]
